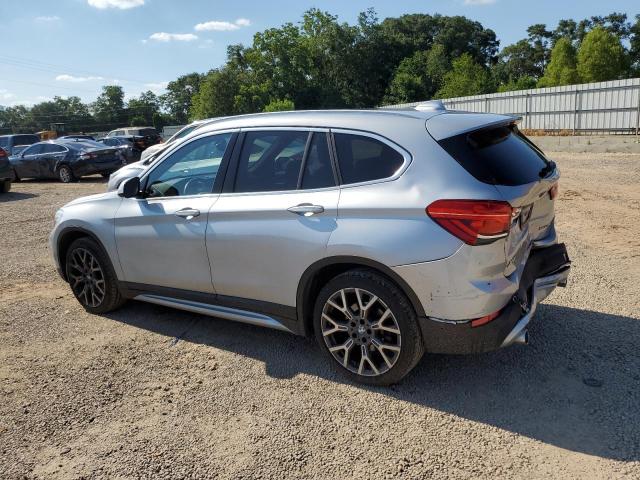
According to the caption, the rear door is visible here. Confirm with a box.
[207,129,339,307]
[39,144,68,178]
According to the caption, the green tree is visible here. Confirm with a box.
[538,37,579,87]
[435,53,495,99]
[160,73,203,124]
[92,85,125,129]
[126,91,160,126]
[497,76,537,92]
[630,14,640,72]
[263,99,295,112]
[383,44,449,104]
[577,27,629,82]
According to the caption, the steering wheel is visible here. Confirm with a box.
[183,177,211,196]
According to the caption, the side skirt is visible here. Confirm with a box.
[119,282,302,335]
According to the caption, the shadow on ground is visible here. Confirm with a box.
[0,191,38,202]
[107,302,640,462]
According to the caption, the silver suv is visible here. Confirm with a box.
[50,106,570,385]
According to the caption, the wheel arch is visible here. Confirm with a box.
[296,256,426,337]
[56,227,111,282]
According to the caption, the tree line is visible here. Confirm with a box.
[1,9,639,134]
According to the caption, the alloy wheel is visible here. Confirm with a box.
[67,248,106,308]
[59,167,72,183]
[321,288,402,376]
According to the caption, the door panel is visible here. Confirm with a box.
[207,189,339,306]
[115,195,219,293]
[114,131,235,293]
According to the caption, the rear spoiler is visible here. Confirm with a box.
[426,112,521,141]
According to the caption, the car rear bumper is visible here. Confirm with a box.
[417,243,571,354]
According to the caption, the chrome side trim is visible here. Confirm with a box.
[500,266,570,348]
[134,294,293,333]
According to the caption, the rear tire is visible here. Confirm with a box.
[57,165,75,183]
[0,180,11,193]
[65,237,125,314]
[313,269,424,386]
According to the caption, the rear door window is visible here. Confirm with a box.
[23,144,44,156]
[437,124,551,186]
[234,131,308,193]
[301,132,335,190]
[333,133,405,185]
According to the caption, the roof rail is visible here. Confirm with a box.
[414,100,446,112]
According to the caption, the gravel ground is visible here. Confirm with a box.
[1,152,639,479]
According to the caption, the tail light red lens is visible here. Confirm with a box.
[0,148,7,158]
[426,199,513,246]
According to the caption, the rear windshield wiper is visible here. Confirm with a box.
[539,160,556,178]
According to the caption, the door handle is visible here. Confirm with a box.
[175,208,200,219]
[287,203,325,216]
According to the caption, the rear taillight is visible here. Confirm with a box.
[549,182,559,200]
[0,149,7,158]
[426,199,513,246]
[80,152,97,160]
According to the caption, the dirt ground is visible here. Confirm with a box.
[1,152,639,479]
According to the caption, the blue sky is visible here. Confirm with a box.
[1,0,638,106]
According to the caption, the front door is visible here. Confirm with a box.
[207,129,339,307]
[115,131,235,294]
[14,144,44,179]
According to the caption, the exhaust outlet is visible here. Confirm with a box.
[513,329,529,345]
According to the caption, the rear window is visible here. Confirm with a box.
[13,134,39,146]
[136,128,158,137]
[438,124,550,186]
[334,133,404,185]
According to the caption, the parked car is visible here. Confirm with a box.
[106,120,214,191]
[0,134,40,156]
[105,127,162,150]
[10,139,124,183]
[0,147,14,193]
[140,119,211,163]
[98,136,142,164]
[50,105,570,385]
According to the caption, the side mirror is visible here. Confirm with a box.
[118,176,141,198]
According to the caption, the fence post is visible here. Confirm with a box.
[573,90,578,135]
[636,83,640,137]
[576,89,582,134]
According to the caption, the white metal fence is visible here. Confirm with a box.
[383,78,640,134]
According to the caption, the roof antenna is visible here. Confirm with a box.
[414,100,446,112]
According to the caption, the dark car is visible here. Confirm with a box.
[0,134,40,156]
[105,127,162,150]
[0,147,14,193]
[10,139,125,183]
[98,136,142,164]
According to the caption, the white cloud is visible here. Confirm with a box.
[145,81,169,92]
[55,74,104,82]
[149,32,198,42]
[194,18,252,32]
[0,89,15,100]
[463,0,497,5]
[87,0,145,9]
[35,15,61,22]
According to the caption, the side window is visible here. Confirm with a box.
[301,132,335,189]
[145,132,232,198]
[41,144,66,154]
[334,133,405,185]
[234,130,307,193]
[23,144,43,156]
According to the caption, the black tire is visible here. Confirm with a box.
[0,179,11,193]
[57,164,76,183]
[65,237,125,314]
[313,269,424,386]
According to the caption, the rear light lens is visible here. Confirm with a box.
[0,148,7,158]
[80,152,97,160]
[549,182,559,200]
[426,199,513,246]
[471,308,502,328]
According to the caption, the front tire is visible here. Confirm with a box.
[313,269,424,386]
[0,179,11,193]
[65,237,125,314]
[57,165,75,183]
